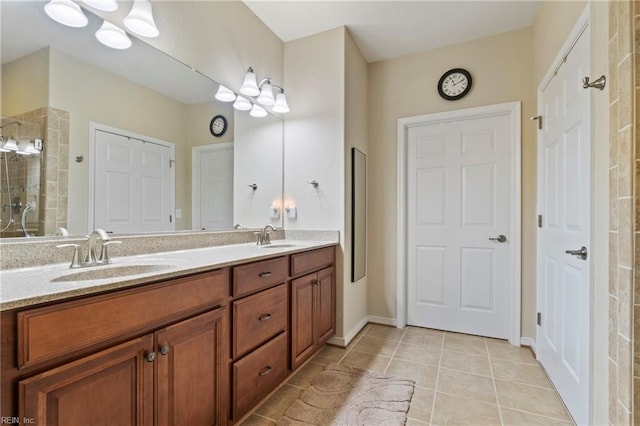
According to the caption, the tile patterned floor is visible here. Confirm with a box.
[239,324,575,425]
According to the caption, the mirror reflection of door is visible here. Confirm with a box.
[192,144,234,231]
[92,126,175,234]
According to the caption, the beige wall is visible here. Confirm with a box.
[2,48,49,117]
[343,29,369,339]
[367,28,537,335]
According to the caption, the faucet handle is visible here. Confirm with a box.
[99,240,122,264]
[56,244,83,269]
[253,231,262,245]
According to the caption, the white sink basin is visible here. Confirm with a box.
[51,264,171,282]
[259,243,299,249]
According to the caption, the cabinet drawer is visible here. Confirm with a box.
[233,332,288,420]
[17,269,227,369]
[290,246,335,277]
[233,284,287,358]
[233,256,288,297]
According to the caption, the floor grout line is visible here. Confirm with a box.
[382,327,407,374]
[428,331,446,425]
[486,341,505,426]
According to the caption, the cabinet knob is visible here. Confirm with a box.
[259,313,272,321]
[314,279,322,286]
[258,366,272,376]
[160,345,170,356]
[145,351,156,363]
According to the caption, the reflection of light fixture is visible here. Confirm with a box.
[81,0,118,12]
[215,85,236,102]
[272,87,290,113]
[16,141,34,156]
[96,21,132,50]
[257,78,275,106]
[239,67,260,96]
[249,104,267,118]
[233,96,252,111]
[124,0,159,38]
[1,138,19,152]
[44,0,89,28]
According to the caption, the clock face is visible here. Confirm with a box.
[209,115,227,137]
[438,68,472,100]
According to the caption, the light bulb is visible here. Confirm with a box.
[44,0,88,28]
[215,85,236,102]
[96,21,132,50]
[124,0,159,38]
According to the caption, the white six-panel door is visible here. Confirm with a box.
[537,21,590,425]
[192,144,234,231]
[93,129,173,234]
[406,111,514,339]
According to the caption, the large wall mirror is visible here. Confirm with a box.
[0,1,283,238]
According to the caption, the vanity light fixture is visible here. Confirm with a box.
[0,138,19,152]
[233,96,252,111]
[81,0,118,12]
[124,0,159,38]
[272,88,290,113]
[95,21,132,50]
[44,0,89,28]
[214,85,237,102]
[16,141,37,156]
[239,67,260,97]
[249,104,267,118]
[256,78,275,106]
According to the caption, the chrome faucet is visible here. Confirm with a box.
[255,224,277,246]
[57,228,121,268]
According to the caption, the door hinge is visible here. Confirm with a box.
[169,159,175,168]
[537,215,543,228]
[537,312,542,326]
[169,215,173,223]
[530,115,542,130]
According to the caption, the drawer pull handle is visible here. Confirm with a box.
[160,345,170,356]
[145,352,156,363]
[259,313,272,321]
[259,366,272,376]
[259,272,272,278]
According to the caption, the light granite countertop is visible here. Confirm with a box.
[0,239,337,311]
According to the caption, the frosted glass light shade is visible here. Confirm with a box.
[272,91,290,113]
[239,68,259,96]
[249,104,267,118]
[233,96,252,111]
[82,0,118,11]
[96,21,132,50]
[24,142,40,155]
[44,0,88,28]
[1,139,18,152]
[124,0,159,38]
[215,85,236,102]
[16,142,33,156]
[257,80,275,106]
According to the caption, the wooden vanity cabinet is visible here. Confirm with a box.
[290,247,336,370]
[5,269,229,426]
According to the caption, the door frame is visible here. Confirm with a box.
[191,142,234,230]
[88,122,176,233]
[396,102,522,345]
[535,7,595,423]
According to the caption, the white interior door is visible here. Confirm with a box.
[94,129,173,233]
[537,22,590,425]
[406,109,515,339]
[193,144,233,231]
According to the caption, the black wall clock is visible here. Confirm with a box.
[437,68,472,101]
[209,115,227,137]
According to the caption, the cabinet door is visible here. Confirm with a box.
[155,309,227,426]
[316,266,335,345]
[290,275,315,369]
[19,335,154,426]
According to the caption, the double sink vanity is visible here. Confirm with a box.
[0,230,338,425]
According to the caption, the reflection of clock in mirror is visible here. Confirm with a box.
[209,115,227,137]
[438,68,472,100]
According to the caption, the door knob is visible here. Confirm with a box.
[488,235,507,243]
[565,246,588,260]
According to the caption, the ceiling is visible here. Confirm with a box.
[243,0,543,63]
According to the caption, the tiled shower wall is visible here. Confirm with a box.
[610,1,637,424]
[1,107,69,237]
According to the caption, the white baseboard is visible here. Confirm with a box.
[367,316,397,327]
[520,337,537,355]
[327,316,369,347]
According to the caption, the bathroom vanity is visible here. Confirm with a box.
[0,241,336,425]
